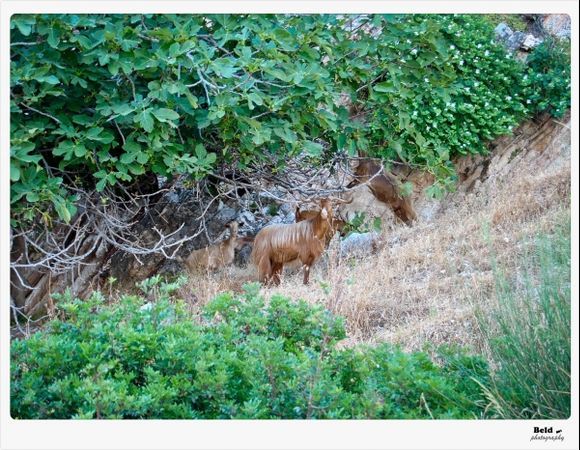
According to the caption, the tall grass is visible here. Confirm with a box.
[478,217,571,419]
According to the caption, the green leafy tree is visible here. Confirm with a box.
[10,14,570,224]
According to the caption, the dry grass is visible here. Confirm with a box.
[177,118,571,353]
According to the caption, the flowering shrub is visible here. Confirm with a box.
[11,280,489,419]
[356,15,569,196]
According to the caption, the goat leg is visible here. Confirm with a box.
[271,262,283,286]
[258,256,271,284]
[302,255,315,285]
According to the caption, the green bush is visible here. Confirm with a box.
[10,14,571,224]
[526,38,571,119]
[11,281,489,419]
[478,217,571,418]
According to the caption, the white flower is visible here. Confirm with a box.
[476,69,480,74]
[477,44,482,48]
[414,31,419,36]
[449,45,455,50]
[406,39,411,44]
[484,50,490,56]
[465,87,470,92]
[424,77,429,83]
[426,125,431,131]
[506,96,512,101]
[400,59,406,63]
[413,110,418,116]
[526,99,531,104]
[459,60,464,65]
[433,123,437,128]
[411,48,418,55]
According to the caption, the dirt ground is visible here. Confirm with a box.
[178,113,571,354]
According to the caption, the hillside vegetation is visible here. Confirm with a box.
[10,14,571,420]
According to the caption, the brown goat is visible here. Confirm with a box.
[178,221,239,272]
[347,159,417,225]
[252,199,333,285]
[295,207,347,245]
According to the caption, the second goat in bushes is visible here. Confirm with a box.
[178,221,241,272]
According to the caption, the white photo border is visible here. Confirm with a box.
[1,2,578,450]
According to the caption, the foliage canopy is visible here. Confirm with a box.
[10,14,570,224]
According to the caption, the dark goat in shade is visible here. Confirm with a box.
[347,159,417,225]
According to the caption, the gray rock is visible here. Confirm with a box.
[542,14,571,39]
[266,216,286,226]
[237,210,256,227]
[165,191,180,204]
[339,232,382,258]
[215,205,237,223]
[494,23,513,41]
[278,202,294,215]
[506,31,526,52]
[521,34,543,51]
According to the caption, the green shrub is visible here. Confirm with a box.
[526,38,571,118]
[11,280,489,419]
[340,212,382,236]
[478,217,571,418]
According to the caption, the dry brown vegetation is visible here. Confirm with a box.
[177,115,571,353]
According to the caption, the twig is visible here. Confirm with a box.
[18,102,61,124]
[113,120,126,146]
[11,41,41,47]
